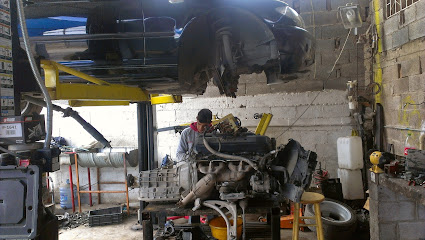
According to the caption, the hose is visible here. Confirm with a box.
[16,0,53,149]
[23,96,111,148]
[202,136,258,171]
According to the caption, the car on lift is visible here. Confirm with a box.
[21,0,315,99]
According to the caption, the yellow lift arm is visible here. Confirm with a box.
[40,60,182,106]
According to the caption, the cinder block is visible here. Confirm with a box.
[382,34,393,51]
[340,63,361,78]
[269,81,299,93]
[409,74,424,92]
[313,117,343,126]
[398,221,425,240]
[323,78,350,90]
[369,199,380,239]
[383,15,399,35]
[418,202,425,220]
[297,80,324,92]
[377,185,397,201]
[379,223,398,240]
[401,5,417,26]
[401,58,421,77]
[322,104,350,117]
[416,0,425,19]
[330,0,358,11]
[246,83,272,95]
[409,18,425,41]
[382,64,398,81]
[316,39,336,52]
[300,13,313,26]
[392,27,409,48]
[392,77,409,95]
[239,73,267,84]
[306,26,321,39]
[313,11,339,25]
[300,0,327,12]
[271,106,297,119]
[321,25,350,39]
[379,201,416,221]
[321,51,350,65]
[314,90,348,105]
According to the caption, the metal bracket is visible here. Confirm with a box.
[202,200,238,240]
[255,113,273,135]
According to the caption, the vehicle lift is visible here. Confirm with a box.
[0,1,275,239]
[0,0,180,239]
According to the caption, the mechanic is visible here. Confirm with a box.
[176,108,212,162]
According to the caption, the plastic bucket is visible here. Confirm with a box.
[209,217,242,240]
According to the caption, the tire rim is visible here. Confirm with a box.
[318,200,352,223]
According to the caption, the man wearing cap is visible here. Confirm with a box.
[176,108,212,162]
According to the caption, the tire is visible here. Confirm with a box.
[304,198,357,240]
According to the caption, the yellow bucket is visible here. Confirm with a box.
[209,217,243,240]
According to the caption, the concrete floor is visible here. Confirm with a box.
[56,204,315,240]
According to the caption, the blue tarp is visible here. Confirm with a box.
[18,17,87,36]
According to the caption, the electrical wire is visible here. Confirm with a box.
[16,0,53,149]
[276,28,352,140]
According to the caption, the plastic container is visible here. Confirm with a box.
[404,133,416,155]
[59,179,77,209]
[337,136,364,170]
[209,217,242,240]
[89,206,123,227]
[337,169,364,200]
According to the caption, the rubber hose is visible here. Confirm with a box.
[202,137,258,171]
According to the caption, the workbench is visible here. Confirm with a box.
[141,200,282,240]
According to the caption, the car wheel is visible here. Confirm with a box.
[304,198,357,240]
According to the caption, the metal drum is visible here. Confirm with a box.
[77,152,134,168]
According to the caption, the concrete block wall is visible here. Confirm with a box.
[382,0,425,51]
[156,0,372,178]
[369,177,425,240]
[372,0,425,155]
[281,0,370,90]
[156,80,354,177]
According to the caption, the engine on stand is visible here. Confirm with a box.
[138,119,317,239]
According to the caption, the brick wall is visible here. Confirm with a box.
[369,174,425,240]
[372,0,425,155]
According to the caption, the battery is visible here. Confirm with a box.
[0,115,46,145]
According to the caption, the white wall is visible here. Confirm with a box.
[156,75,353,177]
[50,74,354,205]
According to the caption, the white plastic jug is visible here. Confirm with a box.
[338,169,364,200]
[337,136,363,170]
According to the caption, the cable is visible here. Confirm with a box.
[276,28,352,140]
[202,129,258,170]
[403,101,425,109]
[16,0,53,149]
